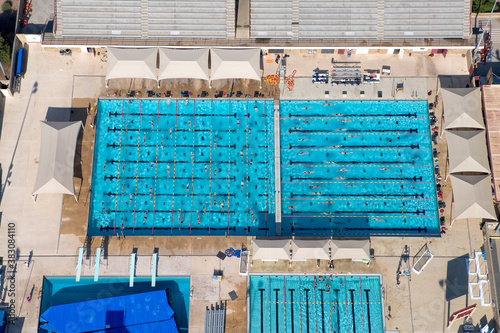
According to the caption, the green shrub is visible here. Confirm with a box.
[0,36,12,66]
[473,0,498,12]
[1,2,11,11]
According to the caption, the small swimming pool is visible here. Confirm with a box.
[39,276,190,333]
[249,274,384,333]
[89,99,275,236]
[280,100,439,237]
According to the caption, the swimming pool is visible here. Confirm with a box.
[89,99,275,236]
[280,100,439,237]
[39,276,190,333]
[249,274,384,333]
[89,99,438,237]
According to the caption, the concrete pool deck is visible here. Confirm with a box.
[0,43,493,332]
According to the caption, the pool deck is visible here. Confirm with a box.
[0,43,494,332]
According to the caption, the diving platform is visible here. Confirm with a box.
[130,252,136,287]
[76,247,84,282]
[152,253,158,287]
[94,247,102,282]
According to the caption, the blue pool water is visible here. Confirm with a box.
[89,99,275,236]
[89,99,438,237]
[249,274,384,333]
[39,276,190,333]
[280,100,439,237]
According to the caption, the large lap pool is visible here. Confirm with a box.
[280,100,439,237]
[88,99,438,237]
[89,99,275,236]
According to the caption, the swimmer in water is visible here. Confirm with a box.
[186,183,189,192]
[330,145,340,148]
[169,129,173,138]
[373,218,385,222]
[302,107,312,110]
[334,177,345,180]
[345,184,358,187]
[254,105,258,111]
[331,113,341,116]
[339,168,348,172]
[149,120,154,129]
[221,200,225,210]
[310,185,322,189]
[302,120,313,124]
[310,192,321,195]
[298,138,311,141]
[323,103,332,106]
[288,206,297,210]
[303,171,314,175]
[205,164,208,173]
[167,165,170,176]
[241,180,244,191]
[381,168,389,171]
[298,152,309,155]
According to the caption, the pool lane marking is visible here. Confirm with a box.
[113,100,125,234]
[170,100,178,235]
[394,98,406,225]
[282,164,432,168]
[282,148,428,151]
[227,101,231,235]
[268,276,271,331]
[299,277,302,333]
[329,276,334,333]
[344,277,349,332]
[262,301,382,305]
[281,132,427,136]
[246,101,249,234]
[359,277,366,333]
[264,101,268,222]
[281,215,436,218]
[283,198,435,201]
[190,101,196,235]
[208,100,213,235]
[314,281,318,332]
[283,276,287,332]
[282,181,434,184]
[132,100,143,235]
[152,100,160,235]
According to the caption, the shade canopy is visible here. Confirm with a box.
[106,47,158,81]
[446,129,491,174]
[330,239,370,261]
[291,239,330,260]
[441,88,485,130]
[33,121,82,196]
[158,48,209,81]
[252,239,290,261]
[450,174,497,221]
[210,48,261,82]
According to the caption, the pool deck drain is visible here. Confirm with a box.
[274,99,282,235]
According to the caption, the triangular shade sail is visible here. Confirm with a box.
[445,129,491,174]
[33,121,82,196]
[330,239,370,261]
[158,48,209,81]
[450,174,497,221]
[106,47,158,81]
[291,239,330,260]
[210,48,261,82]
[252,239,290,260]
[441,88,485,130]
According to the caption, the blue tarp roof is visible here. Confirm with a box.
[0,310,6,333]
[39,290,178,333]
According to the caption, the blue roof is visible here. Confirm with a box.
[39,290,178,333]
[0,310,6,333]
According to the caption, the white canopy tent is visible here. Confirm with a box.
[445,130,491,175]
[106,47,158,86]
[210,48,261,87]
[449,174,497,225]
[330,239,370,261]
[441,88,485,130]
[291,239,330,261]
[252,239,290,261]
[158,48,209,81]
[32,121,83,202]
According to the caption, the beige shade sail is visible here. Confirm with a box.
[158,48,209,81]
[330,239,370,261]
[291,239,330,260]
[106,47,158,81]
[446,129,491,174]
[210,48,261,82]
[450,174,497,221]
[252,239,290,260]
[33,121,82,197]
[441,88,485,130]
